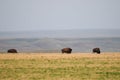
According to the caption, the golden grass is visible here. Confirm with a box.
[0,52,120,80]
[0,52,120,59]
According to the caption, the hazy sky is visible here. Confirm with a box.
[0,0,120,31]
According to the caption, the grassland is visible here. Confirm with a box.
[0,53,120,80]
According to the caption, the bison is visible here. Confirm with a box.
[92,48,101,54]
[61,48,72,54]
[7,49,18,53]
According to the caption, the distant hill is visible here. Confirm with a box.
[0,29,120,39]
[0,37,120,53]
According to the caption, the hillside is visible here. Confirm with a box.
[0,38,120,53]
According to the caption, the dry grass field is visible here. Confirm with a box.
[0,53,120,80]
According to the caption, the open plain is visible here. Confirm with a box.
[0,53,120,80]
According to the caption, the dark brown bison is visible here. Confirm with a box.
[7,49,18,53]
[61,48,72,54]
[93,48,100,54]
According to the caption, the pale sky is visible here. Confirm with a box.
[0,0,120,31]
